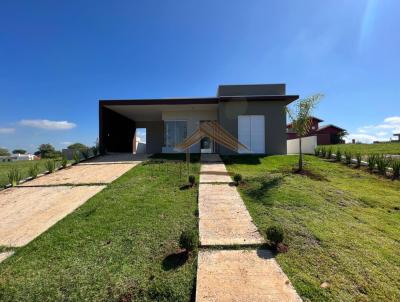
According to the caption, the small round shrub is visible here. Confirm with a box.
[233,173,242,185]
[266,225,284,245]
[188,175,196,187]
[179,229,198,252]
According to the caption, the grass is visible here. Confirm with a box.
[0,155,200,301]
[223,155,400,301]
[324,142,400,155]
[0,160,47,187]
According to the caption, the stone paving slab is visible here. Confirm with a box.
[196,249,302,302]
[198,154,264,246]
[199,184,264,246]
[0,251,14,263]
[0,185,105,247]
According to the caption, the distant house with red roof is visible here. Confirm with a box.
[287,116,346,145]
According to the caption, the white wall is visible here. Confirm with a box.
[287,136,317,154]
[162,110,217,152]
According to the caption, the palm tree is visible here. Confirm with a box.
[287,94,323,171]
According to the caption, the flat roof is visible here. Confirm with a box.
[100,94,299,106]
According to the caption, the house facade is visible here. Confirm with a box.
[99,84,298,155]
[287,116,346,145]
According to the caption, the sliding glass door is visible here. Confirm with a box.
[164,121,187,148]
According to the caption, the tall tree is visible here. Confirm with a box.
[286,94,323,171]
[12,149,27,154]
[38,144,58,158]
[0,148,10,156]
[67,143,88,152]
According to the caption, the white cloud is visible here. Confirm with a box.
[347,116,400,143]
[0,127,15,134]
[19,119,76,130]
[384,116,400,124]
[61,141,73,146]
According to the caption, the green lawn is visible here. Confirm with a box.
[0,155,200,301]
[223,155,400,301]
[324,142,400,155]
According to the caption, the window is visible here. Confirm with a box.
[164,121,187,147]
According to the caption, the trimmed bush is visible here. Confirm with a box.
[61,155,68,168]
[320,147,326,158]
[327,148,332,159]
[376,155,389,176]
[188,175,195,187]
[28,164,39,179]
[266,225,284,246]
[344,152,352,165]
[355,153,362,168]
[92,146,99,156]
[367,154,377,172]
[335,149,342,162]
[8,168,22,186]
[179,229,198,252]
[82,148,90,160]
[233,173,242,186]
[391,160,400,180]
[45,160,56,173]
[73,151,81,164]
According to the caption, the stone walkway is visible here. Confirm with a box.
[199,154,264,246]
[0,153,144,248]
[196,154,301,302]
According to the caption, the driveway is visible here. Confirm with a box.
[0,154,145,247]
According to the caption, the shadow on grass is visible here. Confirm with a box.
[221,155,264,165]
[244,175,284,205]
[162,251,189,271]
[150,153,201,163]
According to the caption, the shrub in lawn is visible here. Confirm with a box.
[335,149,342,162]
[320,147,326,158]
[92,146,99,156]
[376,155,389,176]
[233,173,242,186]
[82,148,90,160]
[188,175,196,187]
[367,154,377,172]
[314,147,320,156]
[61,155,68,168]
[355,153,362,168]
[327,148,332,159]
[8,168,22,186]
[73,151,81,164]
[179,229,198,253]
[266,225,284,246]
[45,160,56,173]
[344,152,352,165]
[28,164,39,179]
[391,160,400,180]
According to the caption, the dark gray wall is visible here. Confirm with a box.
[217,100,288,155]
[135,121,164,154]
[217,84,286,96]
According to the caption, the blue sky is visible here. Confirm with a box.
[1,0,399,152]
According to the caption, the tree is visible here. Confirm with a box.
[0,148,10,156]
[67,143,88,152]
[286,94,324,171]
[332,130,348,144]
[38,144,59,159]
[12,149,27,154]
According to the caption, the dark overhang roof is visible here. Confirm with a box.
[100,94,299,106]
[316,124,346,132]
